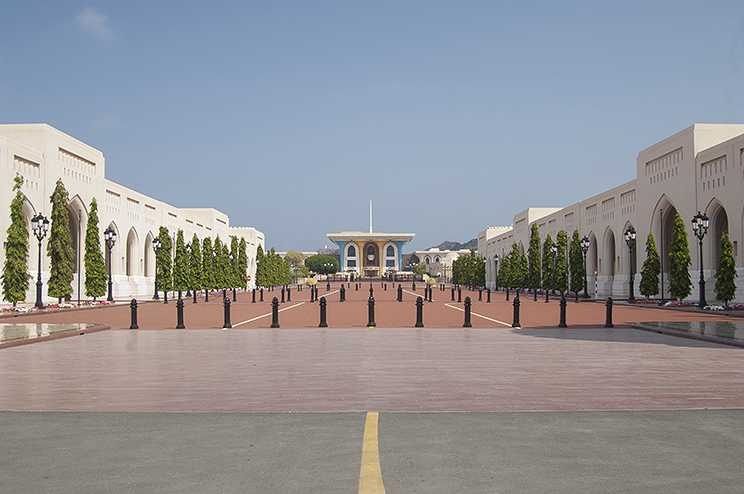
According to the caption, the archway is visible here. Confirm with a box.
[363,242,379,277]
[707,201,728,271]
[126,227,140,277]
[67,196,87,275]
[144,232,155,277]
[383,243,397,271]
[602,228,616,278]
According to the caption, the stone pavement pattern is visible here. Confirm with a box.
[2,283,744,493]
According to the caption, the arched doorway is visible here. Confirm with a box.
[144,233,155,278]
[126,227,140,277]
[363,242,379,277]
[709,202,728,270]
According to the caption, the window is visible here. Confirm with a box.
[348,245,356,257]
[386,245,394,257]
[348,259,356,267]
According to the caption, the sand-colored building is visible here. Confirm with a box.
[0,124,263,304]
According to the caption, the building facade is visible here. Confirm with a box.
[0,124,263,305]
[479,124,744,304]
[327,231,414,277]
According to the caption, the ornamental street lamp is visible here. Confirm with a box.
[153,237,161,300]
[550,242,557,295]
[624,226,636,303]
[580,235,590,298]
[691,211,709,308]
[31,213,50,309]
[104,227,117,302]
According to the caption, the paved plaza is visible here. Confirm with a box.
[1,283,743,493]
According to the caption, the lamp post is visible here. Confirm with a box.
[31,213,50,309]
[659,208,666,305]
[624,226,636,303]
[580,235,590,298]
[550,242,557,295]
[104,227,117,302]
[153,237,161,299]
[691,211,709,308]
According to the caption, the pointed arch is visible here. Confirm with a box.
[704,198,728,271]
[67,195,87,275]
[144,231,155,277]
[602,227,616,277]
[104,221,120,276]
[126,227,140,277]
[587,231,598,295]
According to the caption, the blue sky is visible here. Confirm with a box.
[3,1,744,252]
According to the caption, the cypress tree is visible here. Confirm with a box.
[668,213,692,301]
[255,244,266,287]
[2,174,31,306]
[189,233,203,293]
[714,232,737,308]
[518,251,528,292]
[157,227,172,293]
[639,233,660,299]
[498,253,511,290]
[84,197,107,300]
[222,243,231,287]
[213,236,224,289]
[230,235,240,289]
[569,228,585,296]
[173,229,188,295]
[509,243,524,291]
[202,236,214,291]
[528,223,541,294]
[238,237,248,288]
[47,179,74,302]
[475,255,486,288]
[555,230,568,294]
[542,234,554,291]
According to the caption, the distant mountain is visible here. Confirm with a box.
[432,239,477,251]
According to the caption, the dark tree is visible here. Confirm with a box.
[157,226,173,293]
[714,232,737,308]
[173,229,188,295]
[528,223,542,294]
[541,234,554,291]
[2,174,30,306]
[554,230,568,294]
[639,233,660,299]
[84,198,107,300]
[569,228,585,296]
[668,213,692,301]
[189,233,203,293]
[47,179,74,302]
[202,236,214,291]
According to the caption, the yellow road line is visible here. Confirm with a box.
[359,412,385,494]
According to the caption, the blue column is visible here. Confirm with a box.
[334,240,348,270]
[393,241,407,271]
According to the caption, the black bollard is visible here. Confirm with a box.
[463,296,472,328]
[479,288,482,302]
[286,286,291,302]
[605,297,614,328]
[327,281,330,292]
[559,293,567,327]
[397,284,403,302]
[252,288,256,303]
[129,299,139,329]
[534,289,538,302]
[367,296,376,328]
[356,283,358,291]
[260,288,264,302]
[545,287,550,303]
[415,296,424,327]
[451,287,455,302]
[384,283,387,291]
[176,297,185,329]
[505,287,509,301]
[281,286,285,303]
[458,287,462,303]
[512,292,521,329]
[487,288,491,303]
[319,296,328,328]
[233,287,237,302]
[412,281,416,291]
[205,289,209,302]
[369,285,374,298]
[270,297,280,328]
[340,284,346,302]
[223,296,232,328]
[164,290,169,305]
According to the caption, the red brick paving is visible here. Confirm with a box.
[1,283,743,413]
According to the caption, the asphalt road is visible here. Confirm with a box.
[2,410,743,493]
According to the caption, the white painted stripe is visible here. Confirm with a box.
[232,302,306,327]
[444,303,512,327]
